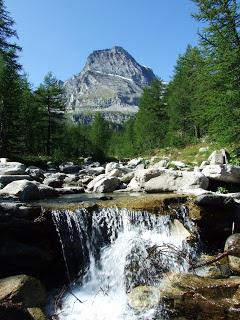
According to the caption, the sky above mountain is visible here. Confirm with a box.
[6,0,200,87]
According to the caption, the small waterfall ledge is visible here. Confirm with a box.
[50,205,198,320]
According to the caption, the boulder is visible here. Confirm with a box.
[144,170,209,193]
[0,175,33,187]
[59,162,81,174]
[34,183,58,199]
[149,159,169,169]
[88,175,121,193]
[202,164,240,184]
[196,254,231,279]
[225,233,240,274]
[120,172,135,183]
[43,177,63,188]
[25,166,44,182]
[128,273,240,319]
[133,168,164,190]
[170,161,188,169]
[194,193,235,207]
[0,274,46,307]
[127,177,142,192]
[0,162,26,175]
[208,149,229,165]
[105,162,121,174]
[127,158,143,167]
[0,180,40,201]
[108,168,126,178]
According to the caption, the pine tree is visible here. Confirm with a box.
[134,79,167,152]
[35,72,65,156]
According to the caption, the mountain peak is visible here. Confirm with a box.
[64,47,156,124]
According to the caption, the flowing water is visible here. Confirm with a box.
[52,207,197,320]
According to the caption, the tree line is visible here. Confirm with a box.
[0,0,239,163]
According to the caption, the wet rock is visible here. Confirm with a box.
[56,186,84,195]
[0,274,46,307]
[202,164,240,184]
[0,162,26,175]
[27,307,48,320]
[128,273,240,319]
[194,193,235,207]
[144,170,209,193]
[43,177,64,188]
[225,233,240,274]
[196,254,231,279]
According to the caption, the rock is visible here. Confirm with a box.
[194,193,235,207]
[120,172,134,183]
[208,149,229,165]
[56,187,84,195]
[202,164,240,184]
[0,175,33,187]
[108,168,126,178]
[59,162,81,174]
[144,170,209,193]
[0,162,26,175]
[225,233,240,274]
[149,159,169,169]
[0,274,46,307]
[105,162,121,174]
[199,160,209,169]
[98,195,113,200]
[27,307,48,320]
[170,161,188,169]
[0,180,40,201]
[25,166,44,182]
[196,254,231,278]
[0,158,9,163]
[87,175,121,193]
[198,147,209,153]
[128,273,240,318]
[133,168,164,190]
[128,286,160,311]
[34,183,58,199]
[127,177,142,192]
[43,177,63,188]
[127,158,143,167]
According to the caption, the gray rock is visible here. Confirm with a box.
[202,164,240,184]
[87,175,121,193]
[0,175,33,187]
[59,162,81,174]
[25,166,44,182]
[0,274,46,307]
[225,233,240,274]
[105,162,121,174]
[127,158,143,167]
[34,182,58,199]
[63,46,156,124]
[144,170,209,193]
[120,172,135,183]
[43,177,63,188]
[0,162,26,175]
[208,149,229,165]
[194,193,235,207]
[0,180,40,201]
[108,168,126,178]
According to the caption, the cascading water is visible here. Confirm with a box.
[51,207,197,320]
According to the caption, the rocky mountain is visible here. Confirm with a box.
[63,46,156,124]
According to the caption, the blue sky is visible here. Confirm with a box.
[6,0,200,87]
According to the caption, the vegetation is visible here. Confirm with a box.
[0,0,240,164]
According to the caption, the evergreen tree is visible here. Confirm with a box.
[134,79,167,152]
[90,113,111,160]
[35,72,65,156]
[192,0,240,143]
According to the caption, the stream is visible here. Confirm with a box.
[50,206,197,320]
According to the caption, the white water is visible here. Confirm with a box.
[52,208,196,320]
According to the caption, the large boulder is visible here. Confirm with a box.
[128,273,240,319]
[0,175,33,188]
[59,162,81,174]
[0,180,40,201]
[87,174,121,193]
[225,233,240,274]
[105,162,121,174]
[202,164,240,184]
[144,170,209,193]
[208,149,229,165]
[25,166,44,182]
[0,162,26,175]
[0,274,46,307]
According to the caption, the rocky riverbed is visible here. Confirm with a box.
[1,149,240,319]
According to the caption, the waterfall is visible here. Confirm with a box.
[52,206,197,320]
